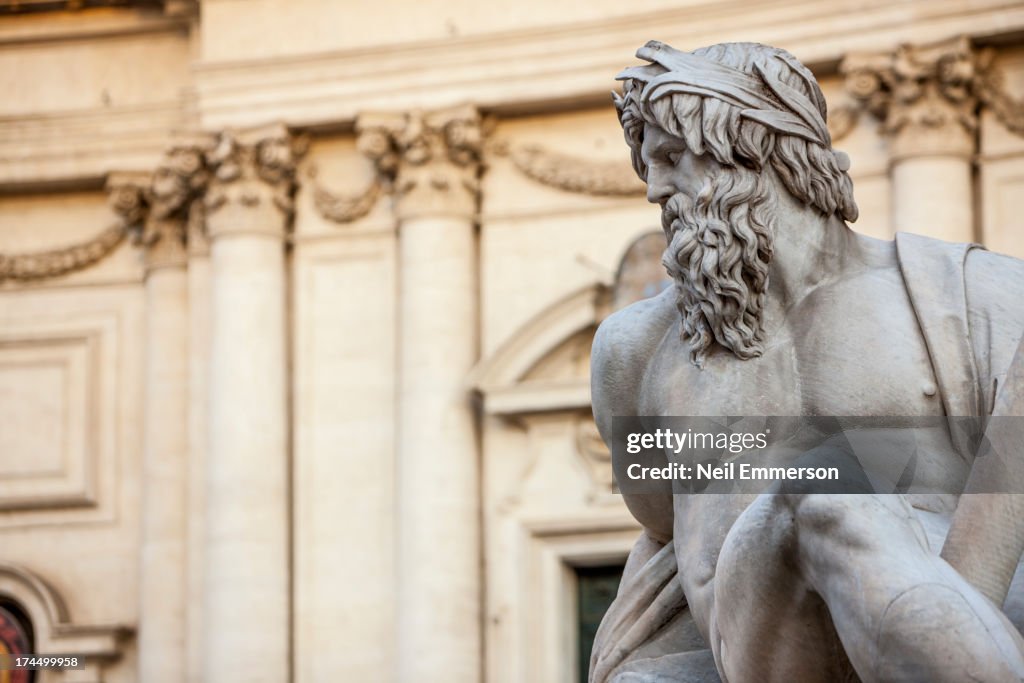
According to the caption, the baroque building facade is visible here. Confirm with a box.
[1,1,1024,681]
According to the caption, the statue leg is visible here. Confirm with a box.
[706,494,856,683]
[712,494,1024,683]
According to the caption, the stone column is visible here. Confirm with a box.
[842,36,981,242]
[201,124,299,683]
[358,105,484,683]
[185,181,212,683]
[132,142,208,683]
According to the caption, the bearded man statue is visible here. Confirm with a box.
[590,41,1024,682]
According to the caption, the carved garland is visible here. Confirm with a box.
[0,175,146,283]
[308,133,646,223]
[495,141,645,197]
[0,223,128,283]
[307,166,382,224]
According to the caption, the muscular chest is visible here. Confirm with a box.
[640,288,944,418]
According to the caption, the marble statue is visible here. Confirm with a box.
[590,40,1024,682]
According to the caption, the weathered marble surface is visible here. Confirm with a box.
[591,40,1024,683]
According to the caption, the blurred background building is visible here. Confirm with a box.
[1,1,1024,681]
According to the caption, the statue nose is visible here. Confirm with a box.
[646,166,675,205]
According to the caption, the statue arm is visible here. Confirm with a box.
[591,302,674,543]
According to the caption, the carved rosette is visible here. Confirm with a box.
[841,36,984,159]
[204,123,303,239]
[140,140,211,269]
[356,105,484,221]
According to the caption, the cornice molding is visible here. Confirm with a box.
[0,5,189,45]
[0,100,185,191]
[192,0,1024,130]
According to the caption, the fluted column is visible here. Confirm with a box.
[358,105,484,683]
[202,124,298,683]
[843,36,981,242]
[128,141,208,683]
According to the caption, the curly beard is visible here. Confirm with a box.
[661,165,777,368]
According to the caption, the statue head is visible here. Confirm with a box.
[615,41,858,367]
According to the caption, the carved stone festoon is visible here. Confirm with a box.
[492,139,646,197]
[307,163,383,225]
[0,173,141,283]
[356,104,484,221]
[203,123,304,239]
[839,35,1024,158]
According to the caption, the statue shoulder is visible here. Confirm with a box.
[965,248,1024,394]
[965,248,1024,332]
[591,286,677,416]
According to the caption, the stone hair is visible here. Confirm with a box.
[615,42,859,223]
[662,163,776,366]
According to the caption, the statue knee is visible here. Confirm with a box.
[876,584,1024,683]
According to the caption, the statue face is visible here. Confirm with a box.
[639,123,721,207]
[647,121,777,367]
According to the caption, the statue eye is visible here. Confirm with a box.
[666,151,683,165]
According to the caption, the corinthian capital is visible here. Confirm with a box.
[139,137,212,269]
[356,104,484,221]
[841,36,981,159]
[204,123,304,239]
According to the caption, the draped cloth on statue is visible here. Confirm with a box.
[589,540,718,683]
[895,232,984,448]
[589,233,1024,683]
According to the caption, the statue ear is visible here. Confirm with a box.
[833,150,851,172]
